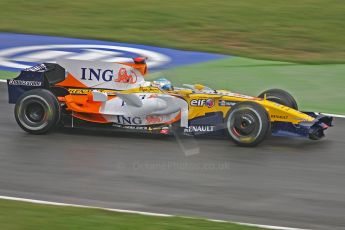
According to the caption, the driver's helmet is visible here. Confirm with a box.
[152,78,172,91]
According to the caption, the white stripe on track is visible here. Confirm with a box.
[319,113,345,118]
[0,195,171,217]
[0,195,310,230]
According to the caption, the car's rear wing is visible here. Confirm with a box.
[7,63,65,104]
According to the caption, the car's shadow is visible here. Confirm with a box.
[55,126,332,151]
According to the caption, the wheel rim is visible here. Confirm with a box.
[25,102,45,122]
[233,112,256,135]
[227,107,262,143]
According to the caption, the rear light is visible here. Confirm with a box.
[133,57,147,64]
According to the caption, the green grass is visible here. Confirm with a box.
[0,199,264,230]
[0,70,17,79]
[0,0,344,63]
[148,57,345,114]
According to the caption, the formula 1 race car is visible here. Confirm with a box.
[7,57,333,146]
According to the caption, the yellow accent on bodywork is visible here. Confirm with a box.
[256,100,314,123]
[179,92,315,124]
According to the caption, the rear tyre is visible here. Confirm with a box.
[258,89,298,110]
[226,101,270,147]
[14,89,60,134]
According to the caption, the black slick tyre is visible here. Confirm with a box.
[258,89,298,110]
[14,89,60,134]
[226,101,270,147]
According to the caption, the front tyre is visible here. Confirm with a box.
[14,89,60,134]
[226,101,270,147]
[258,89,298,110]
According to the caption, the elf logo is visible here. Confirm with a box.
[190,99,215,108]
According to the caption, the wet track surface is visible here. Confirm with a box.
[0,83,344,229]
